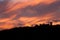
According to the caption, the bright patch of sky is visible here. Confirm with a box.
[0,0,4,2]
[10,0,32,3]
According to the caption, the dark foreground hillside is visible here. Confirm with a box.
[0,24,60,40]
[0,24,60,32]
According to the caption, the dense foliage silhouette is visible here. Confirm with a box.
[0,24,60,32]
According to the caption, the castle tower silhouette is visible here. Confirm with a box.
[49,22,53,25]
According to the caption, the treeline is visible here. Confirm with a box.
[0,24,60,32]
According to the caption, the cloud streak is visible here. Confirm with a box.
[0,0,60,30]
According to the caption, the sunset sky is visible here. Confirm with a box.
[0,0,60,29]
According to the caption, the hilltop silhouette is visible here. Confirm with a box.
[0,23,59,40]
[0,22,60,32]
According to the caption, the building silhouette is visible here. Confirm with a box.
[49,22,53,26]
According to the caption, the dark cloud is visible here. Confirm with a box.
[52,8,60,20]
[0,0,60,24]
[12,0,60,20]
[0,0,9,12]
[0,0,11,19]
[0,0,60,19]
[0,0,60,29]
[21,1,60,16]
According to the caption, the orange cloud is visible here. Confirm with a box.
[4,0,56,13]
[0,22,14,30]
[18,14,53,26]
[0,14,16,22]
[0,0,59,30]
[53,22,60,25]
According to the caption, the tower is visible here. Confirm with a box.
[49,22,53,25]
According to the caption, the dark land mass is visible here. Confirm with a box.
[0,24,60,32]
[0,24,60,40]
